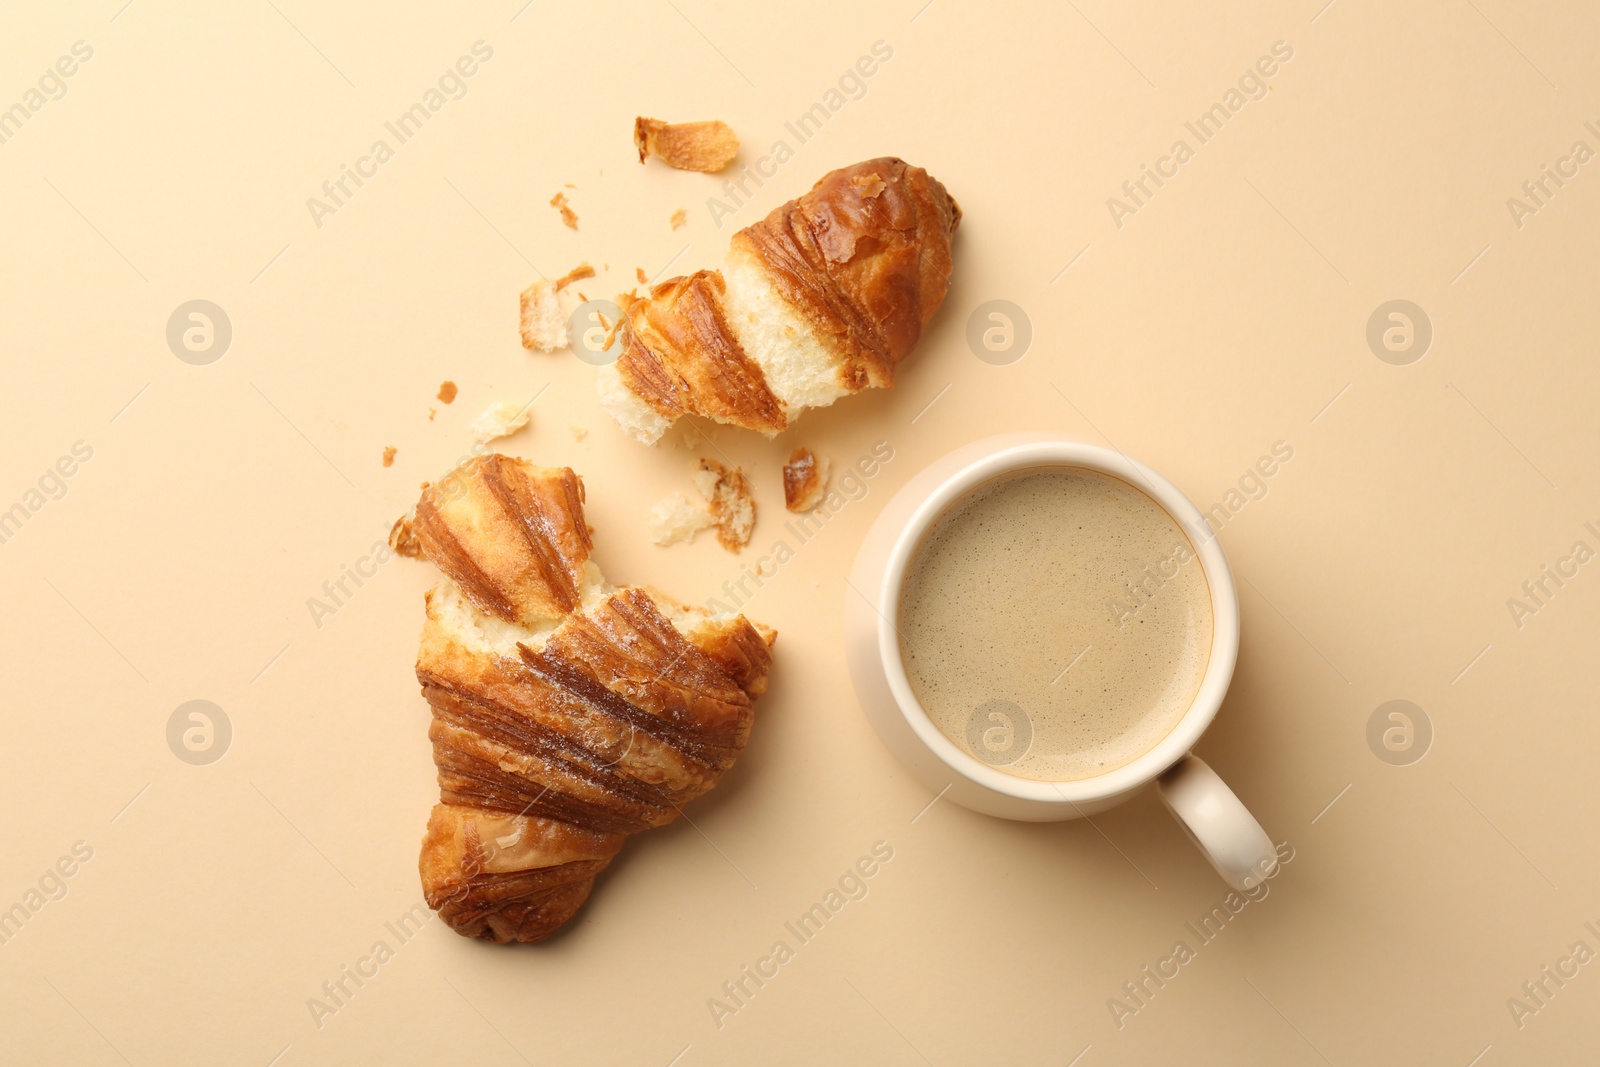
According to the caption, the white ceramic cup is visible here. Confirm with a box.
[845,434,1278,890]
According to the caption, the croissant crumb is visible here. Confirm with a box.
[468,400,532,444]
[694,458,755,552]
[520,279,570,352]
[550,191,578,229]
[634,117,739,173]
[389,514,424,559]
[647,491,714,546]
[783,448,830,512]
[554,263,595,291]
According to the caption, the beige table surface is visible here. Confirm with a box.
[4,1,1599,1063]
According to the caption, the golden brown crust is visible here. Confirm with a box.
[732,157,960,390]
[782,447,828,512]
[634,117,739,173]
[408,458,773,943]
[417,585,771,834]
[541,588,757,745]
[420,804,625,943]
[689,615,778,698]
[412,455,592,626]
[616,271,787,434]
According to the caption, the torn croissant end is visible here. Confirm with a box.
[596,157,960,445]
[404,453,775,942]
[634,117,739,173]
[411,453,594,627]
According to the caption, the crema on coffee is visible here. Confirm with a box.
[896,467,1213,782]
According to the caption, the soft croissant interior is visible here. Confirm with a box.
[597,156,960,444]
[408,453,774,943]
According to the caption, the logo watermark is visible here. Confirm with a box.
[1366,700,1430,766]
[0,840,94,948]
[1506,121,1600,230]
[167,300,232,365]
[1506,922,1600,1031]
[1366,300,1431,365]
[1107,840,1296,1029]
[706,41,895,229]
[167,700,231,766]
[966,300,1032,365]
[569,298,625,365]
[1505,522,1599,630]
[1106,40,1294,229]
[965,699,1031,765]
[306,41,494,229]
[1199,440,1294,537]
[0,40,94,148]
[707,841,895,1029]
[0,440,94,547]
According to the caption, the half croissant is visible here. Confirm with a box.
[598,156,960,443]
[406,453,774,942]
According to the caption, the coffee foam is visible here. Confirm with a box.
[896,466,1213,782]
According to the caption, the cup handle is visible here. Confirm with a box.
[1156,755,1278,891]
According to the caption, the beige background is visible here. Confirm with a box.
[2,0,1597,1063]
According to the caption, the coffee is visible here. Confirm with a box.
[896,466,1212,782]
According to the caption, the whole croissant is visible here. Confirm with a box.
[598,156,960,444]
[405,453,774,942]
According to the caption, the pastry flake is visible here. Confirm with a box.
[782,448,830,512]
[634,117,739,173]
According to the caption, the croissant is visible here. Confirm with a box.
[405,453,775,942]
[598,156,960,444]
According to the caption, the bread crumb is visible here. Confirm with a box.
[389,514,424,559]
[428,408,436,421]
[554,263,595,291]
[694,458,755,552]
[437,381,458,404]
[647,492,715,546]
[569,425,588,441]
[550,191,578,229]
[469,400,532,444]
[783,447,830,511]
[519,279,568,352]
[382,446,397,468]
[636,267,649,285]
[634,117,739,173]
[670,208,687,230]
